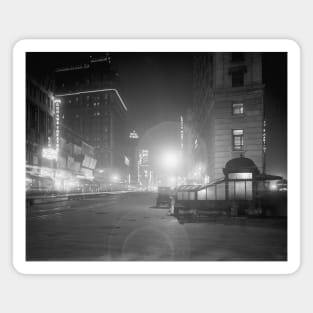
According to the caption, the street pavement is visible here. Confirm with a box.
[26,192,287,261]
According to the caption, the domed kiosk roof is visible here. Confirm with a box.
[223,156,260,175]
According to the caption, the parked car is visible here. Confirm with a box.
[156,186,173,207]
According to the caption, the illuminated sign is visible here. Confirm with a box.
[262,119,267,153]
[194,138,198,149]
[124,156,130,166]
[140,149,149,165]
[54,99,61,157]
[228,173,252,180]
[180,115,184,150]
[129,130,139,139]
[42,148,57,160]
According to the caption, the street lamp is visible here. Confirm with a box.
[160,150,181,188]
[111,174,120,183]
[161,151,180,170]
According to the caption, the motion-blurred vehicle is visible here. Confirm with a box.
[156,186,173,207]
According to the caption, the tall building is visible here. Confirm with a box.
[128,130,139,184]
[138,149,151,187]
[26,77,55,168]
[54,54,128,171]
[191,52,264,182]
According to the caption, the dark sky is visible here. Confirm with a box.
[114,53,193,134]
[27,52,287,178]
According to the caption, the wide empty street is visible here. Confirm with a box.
[26,192,287,261]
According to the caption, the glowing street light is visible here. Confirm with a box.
[111,174,120,182]
[168,176,177,186]
[159,150,182,188]
[161,151,180,170]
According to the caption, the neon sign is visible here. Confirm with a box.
[42,148,57,160]
[54,99,61,157]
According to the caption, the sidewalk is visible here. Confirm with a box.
[26,190,130,204]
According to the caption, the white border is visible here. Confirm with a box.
[13,39,300,274]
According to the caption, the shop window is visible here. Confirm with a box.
[197,189,206,200]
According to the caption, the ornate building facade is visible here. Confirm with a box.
[191,52,265,182]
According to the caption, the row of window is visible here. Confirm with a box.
[64,111,110,119]
[27,80,54,112]
[26,102,54,142]
[195,129,244,151]
[67,94,110,103]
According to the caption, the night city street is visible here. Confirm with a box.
[24,51,288,262]
[26,192,287,261]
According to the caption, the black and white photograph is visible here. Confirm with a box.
[13,39,300,274]
[3,0,311,310]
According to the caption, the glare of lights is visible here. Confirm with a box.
[161,151,180,170]
[129,130,139,139]
[111,174,120,182]
[54,99,61,154]
[270,183,278,191]
[54,178,63,191]
[42,147,57,160]
[169,176,176,184]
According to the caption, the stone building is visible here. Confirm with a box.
[26,77,55,168]
[191,52,265,182]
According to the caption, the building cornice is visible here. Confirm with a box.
[55,88,127,112]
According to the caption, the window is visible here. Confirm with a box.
[232,129,244,151]
[216,183,226,200]
[232,70,244,87]
[231,52,244,62]
[235,181,246,200]
[206,186,215,200]
[197,189,206,200]
[232,102,244,115]
[189,192,196,200]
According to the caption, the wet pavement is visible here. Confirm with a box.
[26,192,287,261]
